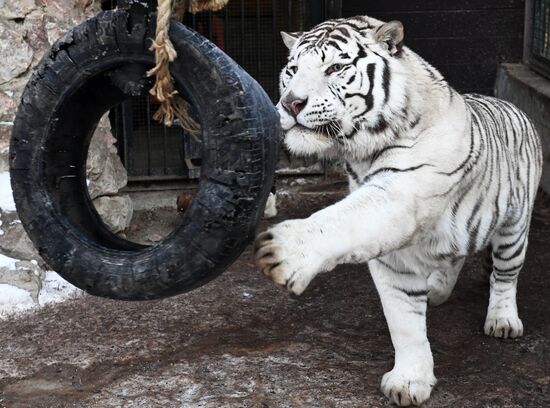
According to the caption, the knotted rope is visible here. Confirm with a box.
[147,0,229,133]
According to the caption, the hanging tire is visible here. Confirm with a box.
[9,3,280,300]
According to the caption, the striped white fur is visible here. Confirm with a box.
[255,16,542,406]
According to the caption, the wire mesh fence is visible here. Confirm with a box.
[530,0,550,78]
[101,0,326,181]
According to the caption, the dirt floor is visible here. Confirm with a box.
[0,179,549,407]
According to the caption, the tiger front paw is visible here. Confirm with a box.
[381,367,436,407]
[254,219,326,295]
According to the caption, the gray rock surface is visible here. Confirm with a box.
[0,22,33,85]
[0,116,11,173]
[0,0,36,20]
[0,0,100,121]
[0,259,42,302]
[93,195,134,233]
[0,211,42,263]
[86,114,133,233]
[0,148,7,173]
[87,116,128,200]
[0,91,16,122]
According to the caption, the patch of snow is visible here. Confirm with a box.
[0,253,18,269]
[0,219,3,236]
[0,269,82,320]
[276,166,323,176]
[38,271,82,306]
[0,172,16,212]
[0,121,14,125]
[180,383,202,404]
[0,284,37,319]
[290,178,308,186]
[262,192,278,219]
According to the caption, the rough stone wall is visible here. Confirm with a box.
[0,0,103,175]
[0,1,132,316]
[0,1,101,126]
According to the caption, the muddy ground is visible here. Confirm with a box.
[0,179,549,407]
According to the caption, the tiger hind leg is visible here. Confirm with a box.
[484,226,529,339]
[427,258,465,306]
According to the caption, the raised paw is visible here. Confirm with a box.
[254,220,325,295]
[381,368,436,407]
[484,314,523,339]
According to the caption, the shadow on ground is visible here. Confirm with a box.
[0,180,548,407]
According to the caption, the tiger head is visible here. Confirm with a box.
[277,16,411,160]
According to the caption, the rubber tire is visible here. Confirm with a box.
[9,3,280,300]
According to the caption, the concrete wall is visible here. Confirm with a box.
[495,63,550,194]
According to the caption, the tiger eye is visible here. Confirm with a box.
[326,64,343,75]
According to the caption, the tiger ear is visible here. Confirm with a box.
[375,20,404,55]
[281,31,303,50]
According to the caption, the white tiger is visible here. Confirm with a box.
[254,15,542,406]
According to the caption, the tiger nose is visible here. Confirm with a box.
[281,96,308,117]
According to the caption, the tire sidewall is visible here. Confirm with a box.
[10,9,279,299]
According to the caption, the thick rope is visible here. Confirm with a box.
[146,0,229,133]
[188,0,229,13]
[147,0,190,130]
[147,0,227,215]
